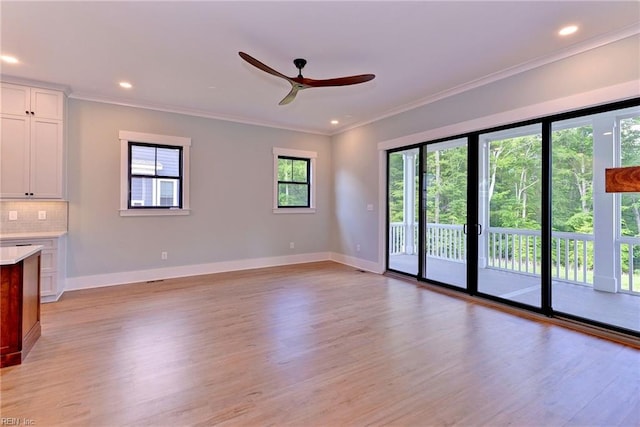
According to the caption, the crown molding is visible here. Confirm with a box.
[68,92,331,136]
[335,24,640,136]
[0,74,71,95]
[8,23,635,138]
[376,80,640,152]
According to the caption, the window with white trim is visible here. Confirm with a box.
[119,131,191,216]
[273,147,316,213]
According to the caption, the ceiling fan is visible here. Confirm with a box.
[239,51,375,105]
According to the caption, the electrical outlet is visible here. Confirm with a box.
[356,244,361,252]
[289,242,295,249]
[367,204,374,211]
[8,211,17,221]
[38,210,47,220]
[161,251,168,260]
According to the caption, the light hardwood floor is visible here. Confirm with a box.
[1,261,638,426]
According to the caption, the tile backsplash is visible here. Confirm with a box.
[0,201,68,234]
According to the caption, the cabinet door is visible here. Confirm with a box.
[0,83,30,117]
[30,118,63,198]
[40,273,56,296]
[22,255,40,338]
[0,114,30,197]
[0,239,58,299]
[31,88,63,120]
[1,264,22,355]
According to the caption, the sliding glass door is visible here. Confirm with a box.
[551,106,640,332]
[386,99,639,336]
[388,149,419,275]
[477,124,542,308]
[423,139,468,288]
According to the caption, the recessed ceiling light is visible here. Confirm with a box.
[330,120,339,125]
[558,25,578,36]
[1,55,19,64]
[119,81,133,89]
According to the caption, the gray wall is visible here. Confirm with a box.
[330,35,640,264]
[65,35,639,279]
[66,100,331,278]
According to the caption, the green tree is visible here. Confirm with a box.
[552,126,594,233]
[488,135,542,229]
[424,145,467,224]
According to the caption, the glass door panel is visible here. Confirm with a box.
[552,106,640,333]
[388,149,419,275]
[478,124,542,307]
[423,138,468,288]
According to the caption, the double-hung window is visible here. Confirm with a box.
[278,156,310,207]
[273,147,316,213]
[129,143,182,208]
[119,131,191,216]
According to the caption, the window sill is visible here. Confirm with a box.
[272,208,316,214]
[119,209,191,217]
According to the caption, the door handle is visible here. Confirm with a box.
[477,224,483,235]
[463,224,468,235]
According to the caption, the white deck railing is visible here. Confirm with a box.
[425,223,466,262]
[390,222,464,258]
[618,236,640,294]
[389,222,640,295]
[389,222,418,255]
[488,227,594,286]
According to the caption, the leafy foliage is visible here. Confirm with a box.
[278,157,309,207]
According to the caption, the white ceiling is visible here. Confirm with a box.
[1,1,639,135]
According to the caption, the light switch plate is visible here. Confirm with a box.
[8,211,18,221]
[367,204,374,211]
[38,210,47,220]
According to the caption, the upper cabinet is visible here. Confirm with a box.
[1,84,63,120]
[1,83,65,199]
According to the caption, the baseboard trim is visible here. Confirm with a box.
[65,252,336,291]
[62,252,384,293]
[330,253,384,274]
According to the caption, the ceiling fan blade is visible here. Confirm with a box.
[240,52,374,104]
[279,85,300,105]
[239,51,290,81]
[299,74,375,88]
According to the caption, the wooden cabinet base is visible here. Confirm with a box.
[1,252,41,368]
[1,322,40,367]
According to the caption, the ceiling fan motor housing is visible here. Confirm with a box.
[293,58,307,69]
[293,58,307,77]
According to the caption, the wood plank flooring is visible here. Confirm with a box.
[1,261,638,426]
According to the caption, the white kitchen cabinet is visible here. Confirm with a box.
[0,235,66,303]
[1,83,64,199]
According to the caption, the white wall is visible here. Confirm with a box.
[330,35,640,270]
[66,100,332,287]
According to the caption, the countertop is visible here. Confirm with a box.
[0,245,43,266]
[0,231,67,240]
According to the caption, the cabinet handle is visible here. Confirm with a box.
[30,193,34,196]
[25,192,29,196]
[31,111,35,115]
[25,110,29,115]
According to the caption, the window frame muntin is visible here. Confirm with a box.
[118,130,191,217]
[128,141,183,209]
[277,155,311,208]
[272,147,317,214]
